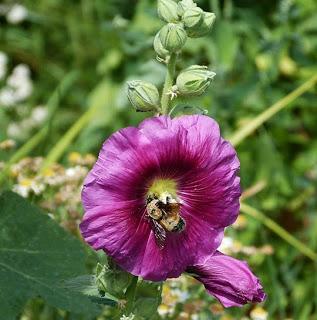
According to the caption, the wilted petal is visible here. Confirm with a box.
[187,251,266,307]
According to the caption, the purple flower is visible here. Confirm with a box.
[187,251,266,307]
[80,115,241,281]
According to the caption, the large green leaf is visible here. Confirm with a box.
[0,191,100,320]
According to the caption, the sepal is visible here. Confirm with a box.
[127,80,160,112]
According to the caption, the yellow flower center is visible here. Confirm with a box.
[147,178,177,199]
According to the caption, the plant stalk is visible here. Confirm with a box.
[124,276,138,315]
[240,202,317,262]
[161,53,177,115]
[229,74,317,147]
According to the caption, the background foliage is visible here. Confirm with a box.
[0,0,317,319]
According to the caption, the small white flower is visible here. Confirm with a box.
[15,80,33,101]
[7,64,33,99]
[31,181,45,195]
[6,4,28,24]
[12,64,31,78]
[0,88,16,107]
[250,306,268,320]
[13,178,45,198]
[158,304,173,317]
[13,179,32,198]
[31,106,48,124]
[65,166,88,181]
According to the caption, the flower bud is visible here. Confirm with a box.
[127,80,160,112]
[183,7,203,29]
[176,65,216,96]
[187,12,216,38]
[177,0,197,17]
[157,0,179,23]
[159,23,187,52]
[153,32,169,59]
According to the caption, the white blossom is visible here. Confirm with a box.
[250,307,268,320]
[0,88,16,107]
[7,64,33,101]
[6,4,28,24]
[31,106,48,124]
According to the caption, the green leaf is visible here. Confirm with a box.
[98,263,133,298]
[133,281,162,319]
[62,275,118,306]
[0,191,100,320]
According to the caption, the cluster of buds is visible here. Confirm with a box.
[126,0,216,112]
[155,0,216,58]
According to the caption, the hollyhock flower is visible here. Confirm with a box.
[187,251,266,307]
[80,115,241,281]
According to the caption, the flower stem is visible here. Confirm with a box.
[125,276,138,314]
[229,73,317,147]
[240,202,317,262]
[161,53,177,115]
[40,104,99,172]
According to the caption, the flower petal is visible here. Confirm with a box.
[187,251,266,307]
[81,115,242,280]
[80,201,223,281]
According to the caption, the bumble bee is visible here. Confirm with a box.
[146,192,185,249]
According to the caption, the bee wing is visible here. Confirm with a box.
[150,219,166,249]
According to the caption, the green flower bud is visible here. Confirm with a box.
[183,7,203,29]
[177,0,197,17]
[157,0,179,22]
[159,23,187,52]
[127,80,160,112]
[176,65,216,96]
[153,32,169,59]
[187,12,216,38]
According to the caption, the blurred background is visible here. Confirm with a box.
[0,0,317,319]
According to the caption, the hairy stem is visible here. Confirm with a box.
[124,276,138,314]
[161,53,177,115]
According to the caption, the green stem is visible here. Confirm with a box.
[125,276,138,314]
[161,53,177,115]
[240,202,317,262]
[40,103,99,172]
[229,74,317,147]
[40,81,117,171]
